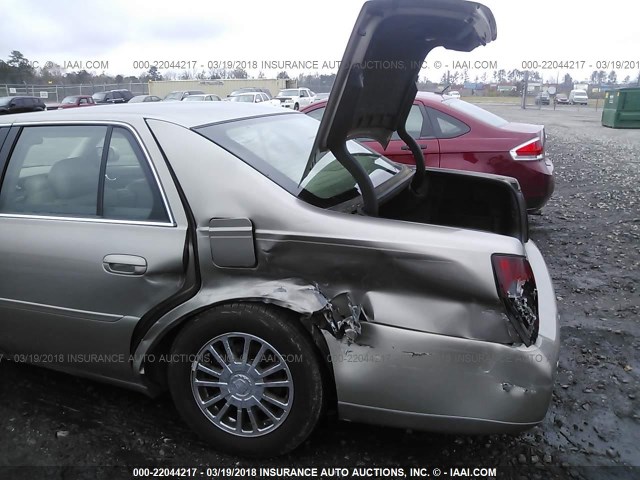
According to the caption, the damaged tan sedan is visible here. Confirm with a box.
[0,0,558,457]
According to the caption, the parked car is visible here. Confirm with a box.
[92,89,134,104]
[0,0,558,458]
[569,89,589,105]
[274,87,314,110]
[0,96,47,114]
[182,94,222,102]
[228,88,273,99]
[128,95,163,103]
[311,92,330,103]
[535,92,550,105]
[163,90,205,101]
[448,90,461,99]
[58,95,96,109]
[228,92,280,106]
[555,93,569,105]
[303,93,554,211]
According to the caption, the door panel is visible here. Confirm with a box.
[0,124,188,379]
[365,104,440,167]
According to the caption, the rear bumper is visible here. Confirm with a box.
[327,323,559,433]
[519,158,555,211]
[525,173,555,211]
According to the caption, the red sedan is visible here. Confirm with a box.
[302,92,554,211]
[58,95,96,109]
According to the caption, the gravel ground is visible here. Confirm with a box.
[1,106,638,480]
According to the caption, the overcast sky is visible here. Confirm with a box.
[2,0,639,83]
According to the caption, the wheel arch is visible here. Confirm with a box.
[140,297,338,408]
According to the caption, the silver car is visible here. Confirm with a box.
[0,0,558,457]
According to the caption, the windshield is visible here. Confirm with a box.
[164,92,182,101]
[277,89,299,97]
[195,114,400,208]
[444,98,508,127]
[92,92,106,101]
[61,96,78,104]
[183,95,204,101]
[0,97,12,106]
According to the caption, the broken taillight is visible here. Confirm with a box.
[492,254,539,346]
[510,137,544,161]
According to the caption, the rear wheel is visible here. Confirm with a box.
[168,303,324,457]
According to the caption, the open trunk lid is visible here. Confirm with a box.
[303,0,497,215]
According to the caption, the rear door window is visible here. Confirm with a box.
[102,128,169,221]
[0,125,169,222]
[426,107,470,139]
[0,125,107,217]
[390,104,435,140]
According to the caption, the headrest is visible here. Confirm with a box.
[48,156,100,199]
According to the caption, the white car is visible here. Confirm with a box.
[228,92,281,107]
[569,89,588,106]
[182,94,222,102]
[274,88,315,110]
[448,90,461,99]
[311,92,330,103]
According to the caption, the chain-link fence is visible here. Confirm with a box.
[0,83,149,104]
[520,83,611,111]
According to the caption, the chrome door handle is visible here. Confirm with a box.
[102,254,147,276]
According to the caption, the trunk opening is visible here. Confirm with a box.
[379,169,528,242]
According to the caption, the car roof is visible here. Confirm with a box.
[415,91,455,105]
[0,102,294,128]
[1,95,42,100]
[304,91,473,110]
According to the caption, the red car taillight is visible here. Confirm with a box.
[510,137,544,161]
[492,254,539,346]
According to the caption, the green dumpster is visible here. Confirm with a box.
[602,87,640,128]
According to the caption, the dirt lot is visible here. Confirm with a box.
[1,105,638,480]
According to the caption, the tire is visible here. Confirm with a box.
[293,103,299,111]
[168,303,324,457]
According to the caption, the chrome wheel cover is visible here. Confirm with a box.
[190,332,294,437]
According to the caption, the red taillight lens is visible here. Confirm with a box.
[492,254,539,346]
[511,138,544,160]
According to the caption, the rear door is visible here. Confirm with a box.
[368,103,440,167]
[0,122,188,379]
